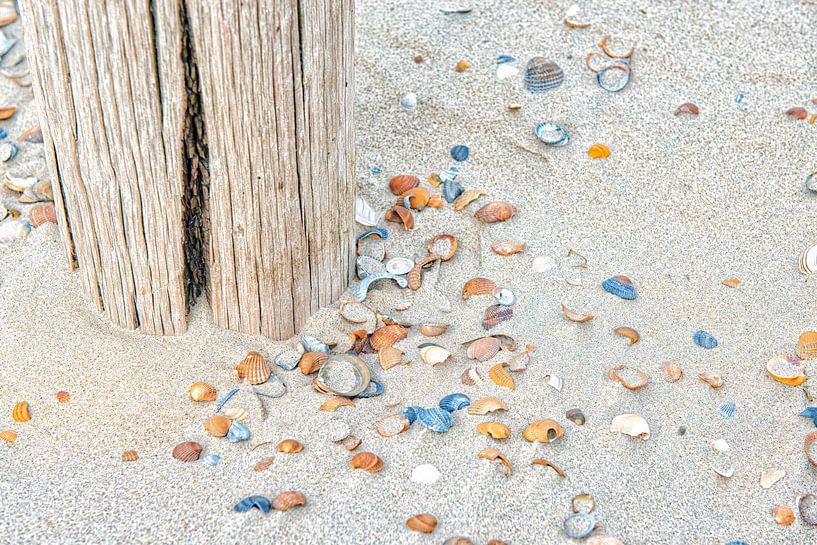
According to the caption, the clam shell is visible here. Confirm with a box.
[610,414,650,440]
[453,188,488,211]
[0,430,16,443]
[608,365,649,390]
[488,363,515,390]
[602,275,635,299]
[534,122,569,146]
[805,430,817,466]
[427,234,459,261]
[428,193,445,208]
[420,345,452,366]
[204,415,232,437]
[234,495,272,513]
[491,241,525,255]
[350,451,384,473]
[400,187,431,210]
[384,204,414,230]
[439,393,471,412]
[771,506,795,526]
[0,219,30,242]
[800,244,817,274]
[474,201,516,223]
[482,304,513,330]
[320,397,357,412]
[531,458,566,477]
[451,143,470,160]
[29,204,57,227]
[561,303,594,323]
[227,421,251,442]
[222,407,249,423]
[796,331,817,359]
[370,325,408,351]
[407,514,438,533]
[189,381,216,401]
[613,326,639,345]
[276,439,304,453]
[418,407,454,433]
[339,301,374,324]
[12,401,30,422]
[419,323,449,336]
[56,391,70,403]
[379,346,405,370]
[274,348,302,370]
[766,354,805,386]
[467,396,508,415]
[389,175,419,196]
[236,351,271,385]
[273,491,306,512]
[564,513,597,539]
[760,469,785,489]
[461,367,484,386]
[462,277,497,299]
[786,106,808,120]
[675,102,700,115]
[377,414,410,437]
[698,371,723,388]
[476,421,510,439]
[0,141,15,161]
[478,447,512,476]
[20,180,54,203]
[121,450,138,462]
[798,493,817,526]
[298,351,330,375]
[506,344,534,372]
[660,362,683,382]
[172,441,203,462]
[523,57,564,93]
[465,336,502,361]
[566,408,586,426]
[254,457,274,472]
[523,419,564,443]
[693,329,718,349]
[411,463,441,484]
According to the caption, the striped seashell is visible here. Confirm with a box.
[478,447,512,476]
[419,323,448,336]
[56,391,70,403]
[467,396,508,415]
[462,277,497,299]
[561,303,594,323]
[350,451,384,473]
[172,441,203,462]
[572,494,596,514]
[491,240,525,255]
[388,175,419,195]
[532,458,566,478]
[613,326,639,345]
[477,421,510,439]
[0,429,17,443]
[693,330,718,349]
[227,421,251,442]
[796,331,817,359]
[507,344,534,372]
[564,513,596,539]
[766,354,806,386]
[428,233,459,261]
[698,371,723,388]
[450,143,469,161]
[276,439,304,453]
[523,419,564,443]
[400,406,423,424]
[418,407,454,433]
[298,351,329,375]
[439,393,471,412]
[377,414,410,437]
[587,142,611,159]
[718,400,736,420]
[483,304,513,330]
[254,457,274,472]
[420,345,452,365]
[523,57,564,93]
[608,365,649,390]
[189,381,216,401]
[407,513,438,533]
[461,367,484,386]
[234,495,272,513]
[370,325,409,351]
[602,275,636,299]
[800,244,817,274]
[204,415,232,437]
[236,351,271,385]
[273,491,306,512]
[384,204,414,230]
[675,102,699,116]
[29,203,57,227]
[399,187,431,210]
[320,397,356,411]
[274,348,302,370]
[408,255,440,290]
[489,363,515,390]
[566,408,586,426]
[661,362,683,382]
[465,336,502,361]
[12,401,30,422]
[379,346,405,370]
[474,201,516,223]
[222,407,250,423]
[453,188,488,211]
[339,301,374,324]
[121,450,138,462]
[534,122,569,146]
[610,414,650,440]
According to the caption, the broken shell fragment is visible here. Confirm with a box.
[453,188,488,211]
[760,469,785,489]
[276,439,304,453]
[370,325,409,351]
[121,450,138,462]
[477,422,511,439]
[227,421,251,443]
[236,351,272,385]
[721,278,741,287]
[29,204,57,227]
[455,59,471,72]
[274,348,302,371]
[379,346,406,370]
[478,447,512,476]
[355,272,409,301]
[317,354,372,397]
[389,175,419,195]
[786,107,808,120]
[506,344,534,372]
[610,414,650,440]
[544,374,563,392]
[418,407,454,433]
[483,304,513,330]
[254,457,274,472]
[377,414,410,437]
[488,363,515,390]
[467,396,508,415]
[771,506,795,526]
[419,323,449,337]
[798,494,817,526]
[56,391,70,403]
[564,513,597,539]
[427,234,458,261]
[172,441,203,462]
[608,365,650,390]
[320,397,357,412]
[411,464,441,484]
[400,187,431,210]
[491,241,525,255]
[566,408,585,426]
[461,367,484,386]
[272,491,306,512]
[474,201,516,223]
[234,495,272,513]
[796,331,817,359]
[613,326,639,345]
[532,458,566,477]
[350,451,384,473]
[805,431,817,466]
[675,102,699,115]
[339,301,374,324]
[0,430,16,443]
[698,372,723,388]
[420,345,453,366]
[385,204,414,230]
[766,354,806,386]
[661,362,683,382]
[523,419,564,443]
[462,277,497,299]
[561,303,594,323]
[407,514,438,534]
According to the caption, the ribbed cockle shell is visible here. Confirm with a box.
[276,439,304,453]
[474,201,516,223]
[407,514,438,533]
[523,419,564,443]
[236,351,271,385]
[172,441,203,462]
[350,451,384,473]
[189,381,217,401]
[272,491,306,512]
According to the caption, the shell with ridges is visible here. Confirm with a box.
[587,143,611,159]
[796,331,817,359]
[236,351,271,385]
[388,175,419,195]
[489,363,515,390]
[420,345,452,365]
[467,396,508,415]
[350,451,384,473]
[661,362,683,382]
[189,381,216,401]
[462,277,497,299]
[461,367,484,386]
[172,441,203,462]
[602,275,635,299]
[407,514,438,533]
[418,407,454,432]
[465,336,502,361]
[370,325,409,351]
[805,430,817,466]
[523,419,564,443]
[483,304,513,330]
[227,421,251,442]
[56,391,70,403]
[491,241,525,255]
[523,57,564,93]
[121,450,138,461]
[477,422,511,439]
[29,204,57,227]
[320,397,356,411]
[419,323,449,337]
[610,414,650,440]
[276,439,304,453]
[272,491,306,511]
[798,493,817,526]
[12,401,30,422]
[379,346,405,370]
[474,201,516,223]
[222,407,250,423]
[0,430,16,443]
[453,189,488,211]
[693,330,718,349]
[298,351,329,375]
[439,393,471,412]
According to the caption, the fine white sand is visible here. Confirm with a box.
[2,1,817,544]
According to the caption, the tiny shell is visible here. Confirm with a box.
[483,304,513,330]
[506,344,534,372]
[453,188,488,211]
[419,323,449,336]
[427,193,445,208]
[531,458,566,477]
[370,325,409,351]
[544,374,563,392]
[698,371,723,388]
[602,275,635,299]
[467,396,508,415]
[254,457,274,472]
[461,367,484,386]
[478,448,512,476]
[786,107,808,120]
[204,415,232,437]
[608,365,649,390]
[298,351,330,375]
[379,346,406,370]
[455,59,471,72]
[573,494,595,513]
[805,430,817,466]
[488,363,515,390]
[236,351,271,385]
[0,106,14,120]
[451,144,470,161]
[234,495,272,513]
[610,414,650,440]
[561,303,594,323]
[523,57,564,93]
[276,439,304,453]
[189,381,217,401]
[693,330,717,349]
[418,407,454,432]
[477,422,510,439]
[766,354,805,386]
[675,102,699,115]
[613,326,639,345]
[474,201,516,223]
[439,393,471,412]
[566,408,585,426]
[523,419,564,443]
[401,92,417,114]
[796,331,817,359]
[721,278,741,287]
[462,277,497,299]
[56,391,70,403]
[718,400,736,420]
[227,421,251,442]
[407,514,438,533]
[377,414,410,437]
[12,401,30,422]
[661,362,683,382]
[760,469,785,489]
[411,464,441,484]
[172,441,203,462]
[273,491,306,512]
[491,241,525,255]
[350,451,384,473]
[771,506,795,526]
[389,175,419,195]
[587,143,610,159]
[320,397,356,411]
[493,288,516,306]
[121,450,138,461]
[420,345,452,365]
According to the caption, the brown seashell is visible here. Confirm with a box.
[661,362,683,382]
[487,541,510,545]
[462,277,497,299]
[189,381,217,401]
[29,204,57,227]
[444,538,475,545]
[400,187,431,210]
[18,127,43,143]
[276,439,304,453]
[507,344,534,372]
[805,431,817,466]
[476,421,511,439]
[491,241,525,255]
[771,505,795,526]
[721,277,741,288]
[236,351,272,385]
[370,325,409,351]
[419,323,449,336]
[341,435,362,451]
[299,351,330,375]
[254,457,274,472]
[379,346,406,370]
[204,415,232,437]
[350,451,384,473]
[465,336,502,361]
[453,189,488,211]
[478,448,512,476]
[0,107,14,120]
[172,441,202,462]
[561,303,594,323]
[339,301,374,324]
[407,514,438,533]
[698,371,723,388]
[427,173,442,187]
[598,35,634,59]
[427,193,445,208]
[427,234,458,261]
[312,377,334,395]
[483,304,513,330]
[273,491,307,512]
[467,396,508,415]
[377,414,410,437]
[408,255,441,290]
[455,60,471,72]
[523,419,564,443]
[320,397,356,411]
[796,331,817,359]
[56,391,70,403]
[613,326,639,345]
[12,402,30,422]
[384,205,414,230]
[531,458,566,478]
[786,106,808,120]
[389,175,419,195]
[608,365,650,390]
[474,201,516,223]
[347,330,369,354]
[121,450,138,462]
[414,55,424,63]
[461,367,484,386]
[675,102,699,116]
[488,363,515,390]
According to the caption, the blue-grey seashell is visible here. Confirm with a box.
[439,393,471,413]
[215,387,239,413]
[523,57,564,93]
[353,272,408,301]
[300,334,331,354]
[439,166,459,184]
[201,453,222,466]
[735,93,752,112]
[356,379,384,398]
[274,348,301,371]
[693,330,718,349]
[443,179,464,203]
[800,406,817,427]
[356,227,388,242]
[227,421,252,443]
[234,495,272,513]
[563,512,596,538]
[371,166,382,174]
[451,145,470,162]
[596,61,630,92]
[402,195,412,208]
[253,375,287,399]
[601,275,637,300]
[356,255,386,279]
[724,542,749,545]
[418,407,454,433]
[496,55,516,64]
[718,400,736,420]
[534,122,569,146]
[400,405,423,425]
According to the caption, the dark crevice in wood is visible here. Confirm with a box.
[50,144,78,269]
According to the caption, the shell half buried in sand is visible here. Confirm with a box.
[766,354,806,386]
[610,414,650,440]
[316,354,371,397]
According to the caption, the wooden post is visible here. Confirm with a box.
[19,0,355,339]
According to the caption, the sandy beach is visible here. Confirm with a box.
[2,1,817,544]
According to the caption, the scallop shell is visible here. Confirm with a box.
[420,345,452,366]
[189,381,216,401]
[523,57,564,93]
[561,303,594,323]
[491,241,525,255]
[320,397,356,412]
[660,362,683,382]
[488,363,515,390]
[771,506,795,526]
[384,204,414,230]
[805,430,817,466]
[234,495,272,513]
[411,463,441,484]
[29,204,57,227]
[507,344,534,372]
[236,351,271,385]
[370,325,409,351]
[566,408,586,426]
[420,323,449,336]
[408,255,441,290]
[610,414,650,440]
[350,451,384,473]
[462,277,497,299]
[298,351,329,375]
[400,187,431,210]
[718,401,736,420]
[121,450,138,461]
[467,396,508,415]
[388,175,419,195]
[675,102,700,115]
[172,441,203,462]
[613,326,639,345]
[474,201,516,223]
[602,275,635,299]
[698,371,723,388]
[222,407,250,423]
[477,422,511,439]
[377,414,410,437]
[564,513,597,539]
[608,365,650,390]
[766,354,805,386]
[254,457,274,472]
[339,301,374,324]
[587,143,611,159]
[523,419,564,443]
[693,329,717,349]
[12,401,30,422]
[483,304,513,330]
[379,346,405,370]
[418,407,454,432]
[439,393,471,412]
[461,367,484,386]
[453,188,488,211]
[796,331,817,359]
[274,348,302,370]
[0,430,15,443]
[532,458,566,477]
[204,415,232,437]
[273,491,306,512]
[798,493,817,526]
[478,448,512,476]
[56,391,70,403]
[227,420,251,442]
[465,336,502,361]
[406,513,438,533]
[276,439,304,453]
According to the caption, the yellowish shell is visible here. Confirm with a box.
[350,451,384,473]
[420,345,452,366]
[379,346,405,370]
[272,490,307,511]
[523,419,564,443]
[453,188,488,211]
[698,371,723,388]
[189,381,217,401]
[419,323,449,336]
[766,355,806,387]
[491,241,525,255]
[298,351,329,375]
[222,407,250,423]
[488,363,515,390]
[561,303,594,323]
[12,401,30,422]
[454,59,471,72]
[531,458,566,478]
[0,430,17,443]
[236,351,272,385]
[276,439,304,453]
[587,143,611,159]
[121,450,138,462]
[613,327,640,345]
[478,448,512,476]
[467,396,509,415]
[320,397,356,412]
[476,422,511,439]
[204,415,232,437]
[661,362,683,382]
[797,331,817,359]
[771,505,795,526]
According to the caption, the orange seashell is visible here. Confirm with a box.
[407,513,438,533]
[254,456,274,472]
[474,201,516,223]
[29,204,57,227]
[455,60,471,72]
[298,351,329,375]
[172,441,202,462]
[462,277,497,299]
[461,366,484,386]
[121,450,138,462]
[587,143,610,159]
[661,362,683,382]
[698,371,723,388]
[796,331,817,359]
[598,35,634,59]
[350,451,384,473]
[276,439,304,453]
[465,336,502,361]
[613,326,639,345]
[478,448,512,476]
[531,458,566,478]
[12,402,30,422]
[56,391,70,403]
[419,323,449,336]
[488,363,515,390]
[467,396,508,415]
[379,346,406,370]
[236,351,271,385]
[388,175,419,195]
[427,234,458,261]
[204,415,232,437]
[320,397,356,411]
[453,188,488,211]
[273,491,307,512]
[189,381,217,401]
[675,102,699,115]
[408,255,441,290]
[400,187,431,210]
[476,421,511,439]
[348,329,369,354]
[608,365,650,390]
[721,277,741,288]
[427,173,442,187]
[561,303,594,323]
[786,107,808,120]
[427,193,445,208]
[370,325,408,351]
[341,435,362,451]
[378,414,410,437]
[0,107,14,120]
[767,354,806,387]
[806,431,817,466]
[0,430,17,443]
[771,505,796,526]
[491,241,525,255]
[312,377,334,395]
[523,419,564,443]
[384,205,414,230]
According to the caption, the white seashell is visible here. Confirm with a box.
[760,469,785,489]
[385,257,415,276]
[0,202,7,221]
[4,175,37,193]
[799,243,817,275]
[532,256,557,272]
[410,463,441,484]
[420,345,452,366]
[709,438,729,452]
[544,373,563,392]
[714,466,735,478]
[0,141,15,162]
[0,219,30,243]
[355,195,381,227]
[400,92,417,115]
[610,414,650,440]
[221,406,249,423]
[496,64,518,80]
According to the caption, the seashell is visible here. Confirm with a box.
[602,275,636,299]
[613,326,639,345]
[496,55,519,79]
[0,219,30,242]
[355,195,380,227]
[566,408,586,426]
[462,277,497,299]
[419,323,449,336]
[608,365,649,390]
[370,325,409,351]
[482,304,513,330]
[491,241,525,255]
[320,397,357,411]
[573,494,595,514]
[204,415,232,437]
[675,102,699,115]
[20,180,54,203]
[531,458,566,478]
[276,439,304,453]
[465,336,502,361]
[443,538,475,545]
[388,175,419,196]
[439,393,471,412]
[254,457,274,472]
[798,494,817,526]
[339,301,374,324]
[234,495,272,513]
[298,351,329,375]
[12,401,30,422]
[273,491,306,512]
[453,188,488,211]
[564,513,596,539]
[227,421,251,442]
[236,351,271,385]
[786,106,808,120]
[561,303,593,323]
[766,354,805,386]
[771,506,795,526]
[534,122,569,146]
[0,141,15,161]
[478,448,512,476]
[420,345,452,366]
[488,363,515,390]
[0,106,12,120]
[493,288,516,306]
[342,435,362,451]
[760,469,785,489]
[356,227,387,260]
[533,255,558,272]
[596,61,631,92]
[379,347,406,370]
[461,367,484,386]
[252,376,286,399]
[450,144,470,161]
[401,92,417,114]
[467,396,508,415]
[274,348,302,371]
[477,422,510,439]
[523,57,564,93]
[348,329,368,355]
[427,193,445,208]
[588,537,624,545]
[661,361,683,382]
[399,187,431,210]
[407,255,440,291]
[385,204,414,230]
[411,464,441,484]
[544,373,564,392]
[507,344,534,372]
[443,178,465,203]
[222,406,249,423]
[796,331,817,359]
[189,381,217,401]
[377,414,410,437]
[172,441,203,462]
[715,401,736,421]
[121,450,138,462]
[354,272,408,301]
[587,143,611,159]
[693,330,717,349]
[350,451,384,473]
[523,419,564,443]
[357,379,384,399]
[800,244,817,274]
[56,391,70,403]
[29,204,57,227]
[385,257,415,276]
[807,172,817,193]
[805,430,817,466]
[610,414,650,440]
[407,513,438,533]
[721,277,741,287]
[709,438,730,452]
[418,407,454,433]
[400,406,423,424]
[698,371,723,388]
[4,175,36,193]
[474,201,516,223]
